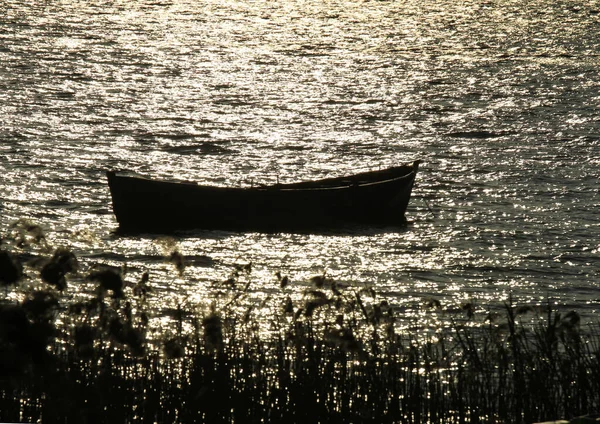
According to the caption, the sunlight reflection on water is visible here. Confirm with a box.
[1,0,600,338]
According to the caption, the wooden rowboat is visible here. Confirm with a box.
[106,161,419,233]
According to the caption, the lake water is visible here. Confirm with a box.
[1,0,599,333]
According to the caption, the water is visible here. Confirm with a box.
[2,0,599,333]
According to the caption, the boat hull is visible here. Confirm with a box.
[106,162,419,233]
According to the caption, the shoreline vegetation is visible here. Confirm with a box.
[1,220,599,423]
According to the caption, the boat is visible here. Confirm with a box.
[106,160,420,233]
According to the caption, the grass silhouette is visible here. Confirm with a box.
[1,222,599,423]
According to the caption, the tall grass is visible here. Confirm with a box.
[1,221,599,423]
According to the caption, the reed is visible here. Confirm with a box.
[1,225,599,423]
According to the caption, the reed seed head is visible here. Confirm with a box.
[87,266,124,298]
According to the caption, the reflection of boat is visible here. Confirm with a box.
[106,161,420,233]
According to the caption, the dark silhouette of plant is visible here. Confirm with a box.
[1,221,600,423]
[40,247,78,291]
[86,265,124,298]
[0,249,22,290]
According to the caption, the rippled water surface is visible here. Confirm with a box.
[2,0,600,330]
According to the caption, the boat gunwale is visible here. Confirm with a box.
[107,161,419,193]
